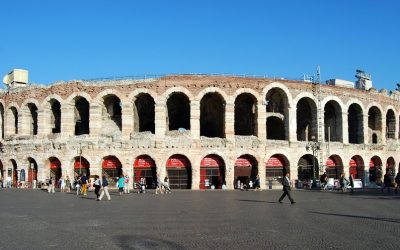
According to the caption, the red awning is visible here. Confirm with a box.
[235,158,252,167]
[74,159,90,169]
[349,159,357,167]
[103,158,121,169]
[326,158,336,167]
[50,159,61,169]
[266,156,284,167]
[167,157,188,168]
[201,156,223,168]
[134,157,155,168]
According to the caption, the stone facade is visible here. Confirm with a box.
[0,75,399,189]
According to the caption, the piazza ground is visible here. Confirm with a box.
[0,189,399,249]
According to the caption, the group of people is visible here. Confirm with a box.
[0,176,12,188]
[236,175,261,191]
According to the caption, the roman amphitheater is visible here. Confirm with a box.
[0,74,399,190]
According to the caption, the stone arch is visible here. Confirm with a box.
[323,99,343,142]
[199,153,226,189]
[325,154,344,179]
[262,82,293,107]
[349,155,365,180]
[165,154,192,189]
[73,96,90,135]
[367,105,382,144]
[132,92,155,134]
[21,102,39,136]
[265,154,290,187]
[65,92,92,104]
[385,108,396,139]
[9,159,18,187]
[296,97,317,141]
[369,155,383,184]
[233,88,261,102]
[265,87,289,140]
[102,155,123,186]
[233,154,258,189]
[297,154,318,182]
[166,92,191,131]
[196,87,230,103]
[386,157,395,176]
[200,92,226,138]
[347,102,364,144]
[164,86,194,101]
[6,104,19,135]
[99,94,123,133]
[234,92,258,136]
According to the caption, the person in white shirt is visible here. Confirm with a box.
[278,172,295,204]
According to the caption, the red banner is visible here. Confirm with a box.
[167,157,188,168]
[50,159,61,169]
[235,158,252,167]
[74,159,90,169]
[134,157,155,168]
[326,158,336,167]
[349,159,357,167]
[103,158,121,169]
[201,156,223,168]
[266,156,284,167]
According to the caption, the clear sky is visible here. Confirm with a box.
[0,0,399,90]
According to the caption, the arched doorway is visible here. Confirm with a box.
[74,157,90,177]
[200,155,225,189]
[134,155,157,189]
[102,156,122,187]
[10,159,18,187]
[234,155,258,189]
[49,157,62,188]
[298,154,318,183]
[325,155,343,179]
[349,155,364,180]
[0,160,3,182]
[369,156,382,184]
[28,158,38,188]
[266,154,289,188]
[386,157,395,177]
[166,155,191,189]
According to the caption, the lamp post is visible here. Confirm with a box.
[306,135,320,188]
[78,142,82,175]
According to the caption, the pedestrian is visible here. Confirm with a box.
[48,177,55,193]
[124,174,130,194]
[163,175,171,194]
[6,176,11,188]
[65,176,71,193]
[339,173,349,192]
[320,172,328,191]
[155,176,164,194]
[99,175,111,201]
[394,172,400,194]
[118,175,125,195]
[278,172,295,204]
[60,176,66,192]
[255,175,261,191]
[75,176,81,195]
[93,175,101,201]
[80,173,88,196]
[349,174,354,193]
[382,172,392,193]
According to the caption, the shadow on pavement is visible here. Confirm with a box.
[309,211,400,224]
[113,235,184,250]
[237,199,278,204]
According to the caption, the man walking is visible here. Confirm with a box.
[81,173,88,196]
[278,172,295,204]
[99,175,111,201]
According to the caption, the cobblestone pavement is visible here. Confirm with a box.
[0,189,399,250]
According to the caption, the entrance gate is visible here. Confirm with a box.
[102,157,122,187]
[234,156,257,189]
[50,159,62,187]
[200,155,225,189]
[74,157,90,177]
[166,155,191,189]
[134,156,156,189]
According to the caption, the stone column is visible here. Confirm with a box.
[225,101,235,140]
[121,102,133,140]
[155,101,167,141]
[224,156,234,190]
[342,111,349,144]
[257,101,266,140]
[37,109,48,138]
[258,157,266,190]
[191,159,200,190]
[190,101,200,140]
[363,114,369,144]
[61,104,75,137]
[89,102,101,138]
[288,106,297,142]
[381,116,386,145]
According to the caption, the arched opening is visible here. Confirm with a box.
[296,98,317,141]
[266,116,285,140]
[102,95,122,133]
[74,97,90,135]
[348,103,364,144]
[349,155,364,180]
[324,101,342,142]
[167,93,190,131]
[27,103,38,135]
[134,155,157,189]
[49,157,62,188]
[10,159,18,187]
[102,156,122,187]
[386,109,396,139]
[50,99,61,134]
[234,93,257,136]
[266,154,289,188]
[200,154,225,189]
[0,104,4,138]
[234,155,258,189]
[368,107,382,144]
[325,155,343,179]
[0,160,3,180]
[74,157,90,177]
[200,93,225,138]
[133,93,155,133]
[9,107,18,135]
[265,88,289,140]
[369,156,382,184]
[386,157,395,177]
[166,155,191,189]
[28,158,38,187]
[298,154,318,182]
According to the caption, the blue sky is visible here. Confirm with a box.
[0,0,399,90]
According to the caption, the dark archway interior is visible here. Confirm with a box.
[297,98,316,141]
[167,93,190,131]
[75,97,90,135]
[368,107,382,143]
[103,95,122,131]
[28,103,38,135]
[234,93,257,136]
[50,100,61,134]
[386,109,395,139]
[134,94,155,133]
[324,101,342,142]
[10,107,18,134]
[0,104,4,139]
[348,104,364,144]
[266,89,288,140]
[297,155,318,181]
[200,93,225,138]
[267,117,285,140]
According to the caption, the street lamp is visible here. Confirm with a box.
[306,135,320,188]
[78,142,83,175]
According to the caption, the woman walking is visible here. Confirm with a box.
[118,175,125,195]
[94,175,101,201]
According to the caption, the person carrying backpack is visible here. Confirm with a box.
[99,175,111,201]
